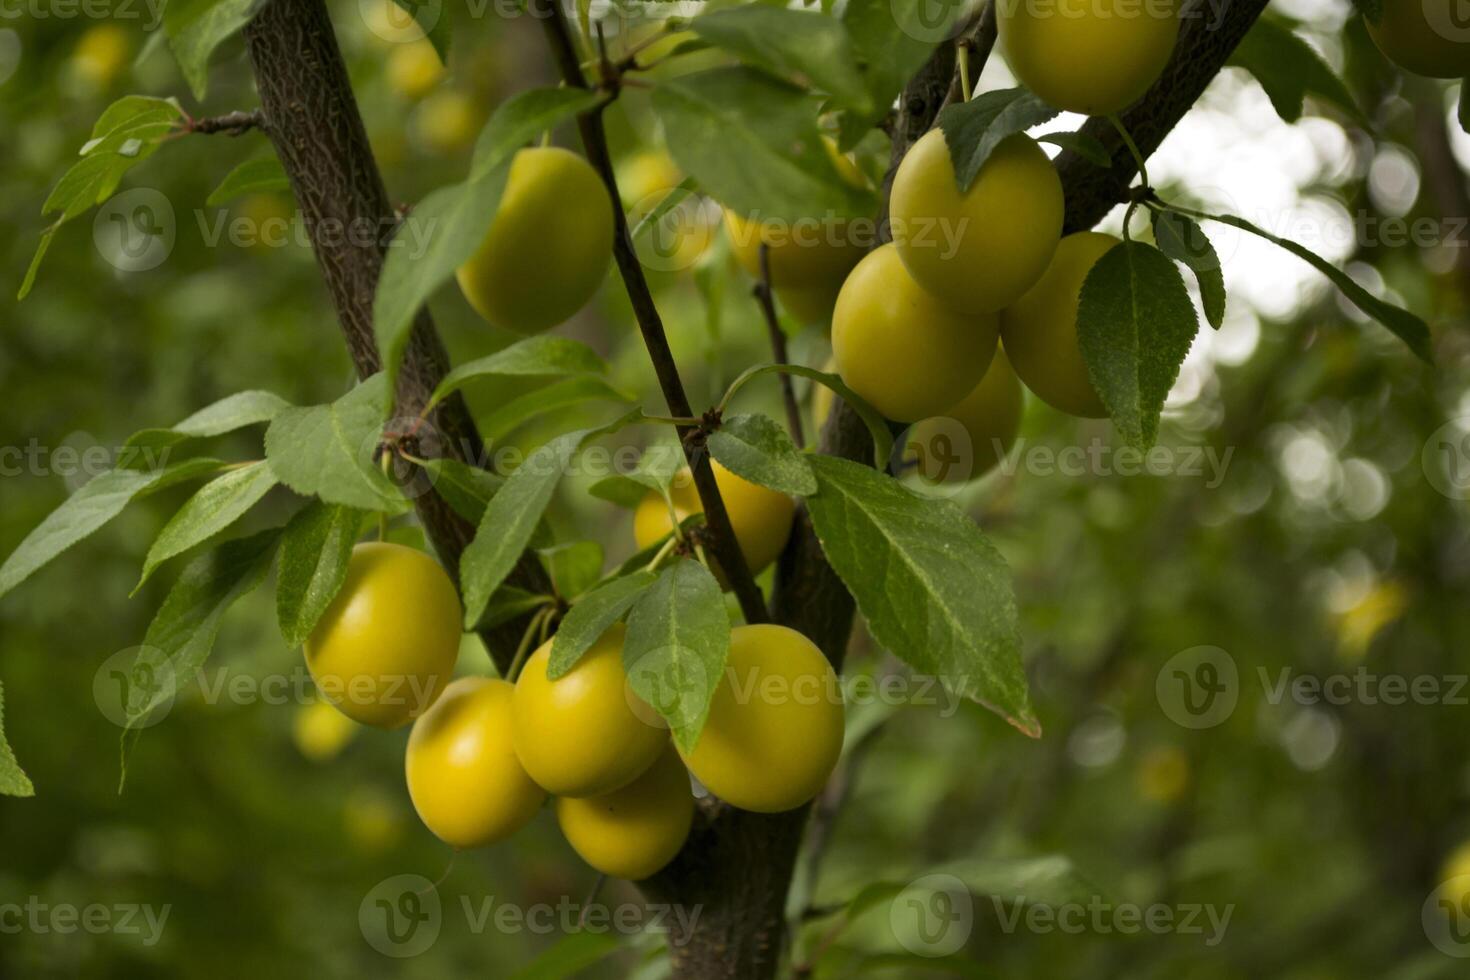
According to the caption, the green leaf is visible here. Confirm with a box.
[205,157,289,207]
[264,374,408,514]
[420,458,504,524]
[83,96,185,154]
[588,475,654,509]
[20,97,185,300]
[374,88,604,398]
[1036,131,1111,167]
[0,460,225,602]
[805,455,1037,736]
[137,461,280,590]
[1077,240,1198,450]
[1191,208,1433,361]
[586,437,685,512]
[548,570,659,680]
[1460,85,1470,135]
[690,6,872,114]
[165,0,266,100]
[845,855,1097,922]
[840,0,960,149]
[936,88,1059,193]
[593,436,686,503]
[1151,210,1227,331]
[508,930,625,980]
[276,502,364,648]
[428,336,608,410]
[459,412,639,626]
[0,681,35,798]
[135,458,232,496]
[122,529,280,738]
[623,559,730,754]
[539,540,604,599]
[123,389,292,453]
[1227,18,1368,126]
[724,363,893,468]
[652,67,876,223]
[708,413,816,496]
[478,375,634,443]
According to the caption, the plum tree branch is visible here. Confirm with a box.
[755,244,806,449]
[532,0,769,627]
[183,109,265,136]
[240,0,551,671]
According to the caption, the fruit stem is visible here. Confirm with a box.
[507,605,553,682]
[1108,113,1150,190]
[578,875,607,928]
[957,44,973,103]
[645,534,681,574]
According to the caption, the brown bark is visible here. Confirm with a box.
[242,0,549,671]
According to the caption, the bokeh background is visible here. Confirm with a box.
[4,0,1470,976]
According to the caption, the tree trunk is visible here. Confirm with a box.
[241,0,548,669]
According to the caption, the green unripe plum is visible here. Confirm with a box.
[891,131,1063,314]
[905,349,1025,484]
[678,625,844,814]
[832,244,998,423]
[512,623,668,798]
[456,147,613,333]
[1367,2,1470,78]
[1000,231,1115,418]
[305,542,462,729]
[555,746,693,880]
[405,677,547,848]
[998,0,1180,116]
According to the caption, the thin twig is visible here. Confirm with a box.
[533,0,768,626]
[185,109,266,136]
[754,243,806,449]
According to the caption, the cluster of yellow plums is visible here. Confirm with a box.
[821,11,1186,459]
[300,538,843,881]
